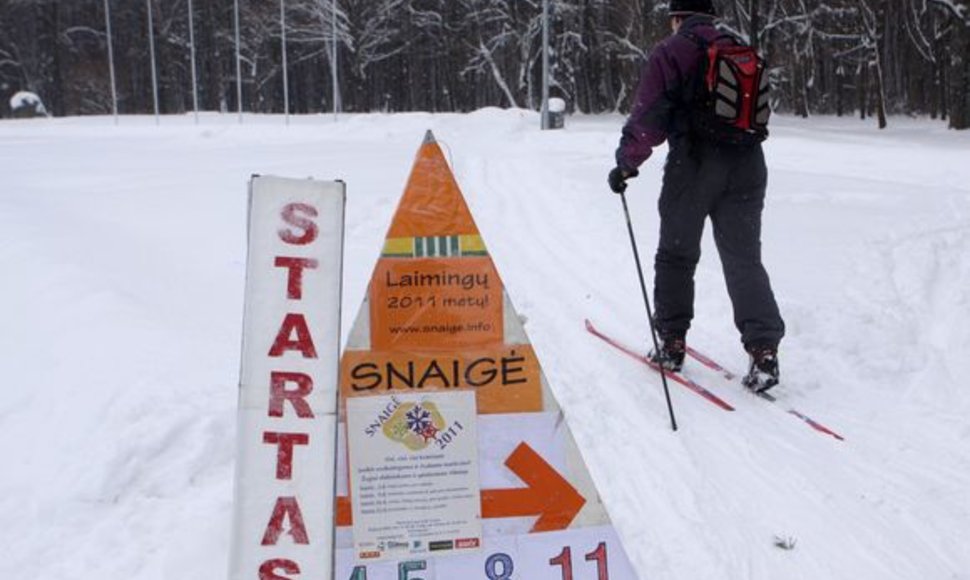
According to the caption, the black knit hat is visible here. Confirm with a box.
[668,0,716,16]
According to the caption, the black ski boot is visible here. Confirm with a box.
[648,336,686,372]
[742,345,780,393]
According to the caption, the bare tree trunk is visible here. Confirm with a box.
[836,68,844,117]
[948,30,970,129]
[858,0,887,128]
[873,54,888,128]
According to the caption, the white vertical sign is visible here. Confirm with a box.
[229,176,345,580]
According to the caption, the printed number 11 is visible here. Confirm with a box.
[549,542,609,580]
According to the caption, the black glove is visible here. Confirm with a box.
[608,167,639,194]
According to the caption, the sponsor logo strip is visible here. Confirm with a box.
[382,235,489,258]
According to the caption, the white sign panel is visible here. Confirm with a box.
[229,176,345,580]
[346,391,482,562]
[335,526,638,580]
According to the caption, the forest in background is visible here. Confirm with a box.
[1,0,968,128]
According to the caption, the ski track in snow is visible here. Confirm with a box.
[2,112,969,579]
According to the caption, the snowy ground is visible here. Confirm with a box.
[2,111,969,580]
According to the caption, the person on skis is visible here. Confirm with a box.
[607,0,785,392]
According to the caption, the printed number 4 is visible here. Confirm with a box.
[549,542,609,580]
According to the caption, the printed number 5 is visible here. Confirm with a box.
[399,561,426,580]
[346,561,426,580]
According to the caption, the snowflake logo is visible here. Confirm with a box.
[406,405,433,435]
[384,401,444,450]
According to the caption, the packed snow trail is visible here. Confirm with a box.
[1,111,969,579]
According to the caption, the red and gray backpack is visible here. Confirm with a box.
[680,29,770,145]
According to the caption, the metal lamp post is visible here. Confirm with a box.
[147,0,160,124]
[280,0,289,125]
[234,0,243,123]
[103,0,118,124]
[332,0,339,121]
[540,0,550,130]
[188,0,199,124]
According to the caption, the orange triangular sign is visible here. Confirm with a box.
[334,132,637,577]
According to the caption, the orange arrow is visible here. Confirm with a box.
[336,442,586,533]
[483,442,588,532]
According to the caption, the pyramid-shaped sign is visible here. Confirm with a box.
[334,132,637,578]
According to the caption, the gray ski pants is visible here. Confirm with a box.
[653,140,785,348]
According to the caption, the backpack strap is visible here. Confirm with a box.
[678,28,740,91]
[677,21,738,49]
[679,29,708,49]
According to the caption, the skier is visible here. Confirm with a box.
[607,0,785,392]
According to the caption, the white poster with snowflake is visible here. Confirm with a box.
[346,391,482,563]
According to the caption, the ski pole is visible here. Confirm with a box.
[619,191,678,432]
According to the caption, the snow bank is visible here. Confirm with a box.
[1,111,969,580]
[9,91,48,116]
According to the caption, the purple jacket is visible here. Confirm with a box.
[615,15,727,171]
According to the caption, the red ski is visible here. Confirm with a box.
[585,319,735,411]
[586,319,845,442]
[787,410,845,441]
[686,346,736,380]
[686,341,845,441]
